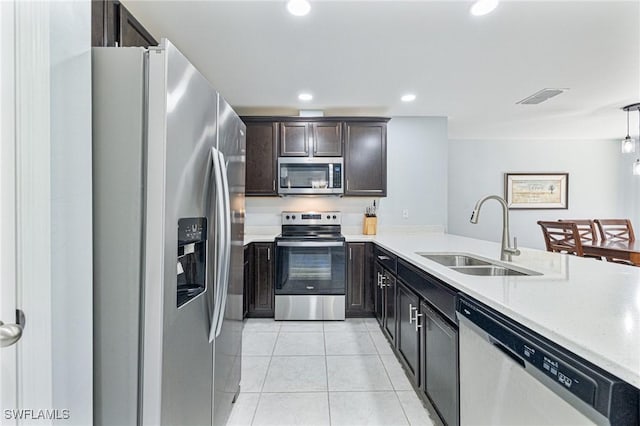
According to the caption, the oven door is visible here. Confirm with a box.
[275,240,346,295]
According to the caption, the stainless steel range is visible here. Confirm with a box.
[274,212,346,320]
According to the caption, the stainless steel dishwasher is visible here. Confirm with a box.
[457,296,639,426]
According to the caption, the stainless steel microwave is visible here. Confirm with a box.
[277,157,344,195]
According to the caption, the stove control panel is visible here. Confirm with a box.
[282,211,341,226]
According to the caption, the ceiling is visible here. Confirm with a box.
[122,0,640,140]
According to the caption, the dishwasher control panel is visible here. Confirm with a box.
[458,299,597,405]
[458,296,640,425]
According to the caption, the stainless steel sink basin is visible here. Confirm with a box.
[418,253,491,267]
[450,265,526,276]
[417,252,542,277]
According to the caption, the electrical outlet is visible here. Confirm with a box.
[402,209,409,219]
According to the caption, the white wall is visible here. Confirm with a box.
[447,138,625,250]
[245,116,448,231]
[50,2,93,424]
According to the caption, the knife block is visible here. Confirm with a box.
[363,216,377,235]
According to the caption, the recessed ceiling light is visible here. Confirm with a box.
[470,0,499,16]
[298,93,313,101]
[287,0,311,16]
[401,94,416,102]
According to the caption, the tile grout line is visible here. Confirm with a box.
[248,322,280,425]
[371,324,412,425]
[323,321,332,426]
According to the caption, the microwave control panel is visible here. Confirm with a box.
[332,164,342,188]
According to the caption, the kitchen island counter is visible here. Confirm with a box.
[244,229,640,388]
[370,231,640,389]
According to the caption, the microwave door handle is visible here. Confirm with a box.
[214,151,232,338]
[209,147,225,342]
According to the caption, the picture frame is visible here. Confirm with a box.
[504,173,568,209]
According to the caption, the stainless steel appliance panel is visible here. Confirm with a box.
[274,295,345,320]
[92,47,146,426]
[149,41,217,426]
[277,157,343,195]
[322,295,346,320]
[213,95,245,426]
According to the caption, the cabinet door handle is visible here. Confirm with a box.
[377,255,390,261]
[349,247,352,260]
[272,179,276,191]
[414,311,423,332]
[267,247,271,261]
[346,179,349,191]
[409,303,415,324]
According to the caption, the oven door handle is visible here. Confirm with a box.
[276,241,344,248]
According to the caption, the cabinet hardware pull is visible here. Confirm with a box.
[272,179,276,191]
[347,179,349,191]
[415,312,423,332]
[409,303,414,324]
[267,247,271,261]
[377,255,390,261]
[377,272,381,288]
[349,247,352,260]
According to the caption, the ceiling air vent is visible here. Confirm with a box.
[516,88,568,105]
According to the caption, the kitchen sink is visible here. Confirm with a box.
[450,265,526,276]
[417,252,542,277]
[418,253,491,267]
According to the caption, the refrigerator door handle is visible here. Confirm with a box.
[214,150,231,338]
[209,146,226,343]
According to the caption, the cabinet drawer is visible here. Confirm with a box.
[374,245,396,274]
[397,259,456,324]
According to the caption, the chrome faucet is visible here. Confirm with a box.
[470,195,521,261]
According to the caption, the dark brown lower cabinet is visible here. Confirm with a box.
[382,270,396,344]
[243,245,250,319]
[248,242,274,317]
[397,281,421,384]
[374,261,397,345]
[374,262,384,324]
[421,301,459,426]
[346,243,375,317]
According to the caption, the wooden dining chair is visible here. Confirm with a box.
[558,219,598,244]
[594,219,635,242]
[594,219,635,265]
[558,219,601,260]
[537,221,584,256]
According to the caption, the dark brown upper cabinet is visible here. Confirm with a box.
[312,122,342,157]
[280,122,311,157]
[344,121,388,196]
[92,1,158,47]
[245,122,278,196]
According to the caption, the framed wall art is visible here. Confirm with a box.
[504,173,568,209]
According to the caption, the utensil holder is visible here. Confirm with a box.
[363,216,377,235]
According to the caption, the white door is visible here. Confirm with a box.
[0,1,21,423]
[2,0,58,422]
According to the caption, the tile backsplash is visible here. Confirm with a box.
[245,197,378,227]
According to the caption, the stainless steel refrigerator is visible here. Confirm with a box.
[92,39,245,426]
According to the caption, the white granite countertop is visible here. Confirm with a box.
[243,230,640,387]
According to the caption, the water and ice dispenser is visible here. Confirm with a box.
[177,218,207,308]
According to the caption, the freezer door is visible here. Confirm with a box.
[212,95,245,426]
[142,40,218,426]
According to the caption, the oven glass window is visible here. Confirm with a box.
[280,164,330,189]
[276,245,345,295]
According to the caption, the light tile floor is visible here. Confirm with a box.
[228,318,436,426]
